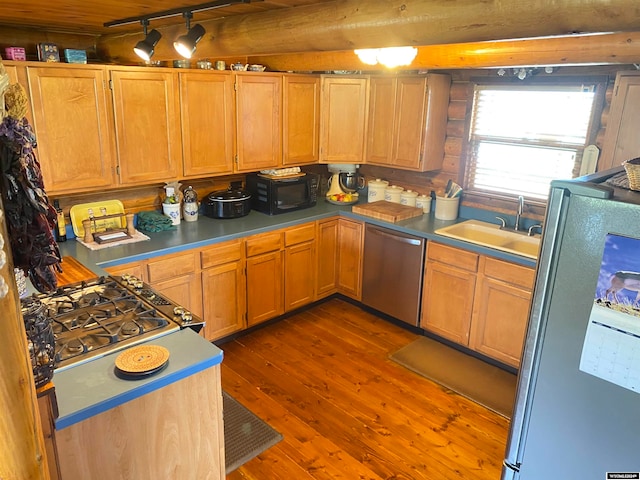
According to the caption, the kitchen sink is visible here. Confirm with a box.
[435,219,541,259]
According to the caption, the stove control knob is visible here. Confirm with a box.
[181,311,193,324]
[133,281,143,291]
[173,306,184,316]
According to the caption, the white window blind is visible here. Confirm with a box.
[465,84,597,201]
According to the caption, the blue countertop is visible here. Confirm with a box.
[57,200,537,270]
[50,199,536,431]
[54,329,223,430]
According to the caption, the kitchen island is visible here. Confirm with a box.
[53,329,225,479]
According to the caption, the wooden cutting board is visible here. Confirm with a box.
[56,256,98,286]
[351,201,424,222]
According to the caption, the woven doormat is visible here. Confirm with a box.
[390,337,517,418]
[223,391,283,474]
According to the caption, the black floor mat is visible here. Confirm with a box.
[223,391,283,474]
[390,337,517,417]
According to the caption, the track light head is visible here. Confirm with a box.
[174,12,206,59]
[134,28,162,61]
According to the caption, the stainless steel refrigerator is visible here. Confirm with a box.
[503,167,640,479]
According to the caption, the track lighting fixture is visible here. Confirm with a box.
[174,12,206,59]
[133,20,162,61]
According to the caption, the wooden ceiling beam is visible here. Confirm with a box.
[98,0,640,65]
[250,32,640,72]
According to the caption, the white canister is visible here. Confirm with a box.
[183,202,199,222]
[367,178,389,203]
[416,195,432,213]
[384,185,404,204]
[400,190,418,207]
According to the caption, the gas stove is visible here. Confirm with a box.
[37,275,204,372]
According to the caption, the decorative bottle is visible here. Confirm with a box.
[53,200,67,242]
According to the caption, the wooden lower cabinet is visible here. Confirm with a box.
[421,242,533,368]
[316,218,339,298]
[336,218,364,300]
[37,384,61,480]
[56,365,225,480]
[103,261,146,282]
[284,222,316,311]
[152,273,203,318]
[469,257,535,368]
[421,260,477,345]
[200,239,246,341]
[246,250,284,327]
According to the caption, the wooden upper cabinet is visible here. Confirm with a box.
[320,75,369,164]
[109,68,181,186]
[366,76,396,164]
[179,71,235,177]
[4,62,34,125]
[283,75,320,165]
[235,73,282,172]
[600,71,640,171]
[367,74,450,171]
[27,65,116,194]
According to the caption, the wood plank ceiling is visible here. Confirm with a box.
[0,0,330,35]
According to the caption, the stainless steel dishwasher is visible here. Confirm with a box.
[362,224,426,326]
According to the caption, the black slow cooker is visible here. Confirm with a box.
[203,186,252,219]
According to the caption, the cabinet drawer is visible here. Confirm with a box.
[427,242,478,272]
[246,231,283,257]
[482,257,535,290]
[284,223,315,246]
[201,239,244,269]
[147,252,197,283]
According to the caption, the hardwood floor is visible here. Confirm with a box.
[221,298,509,480]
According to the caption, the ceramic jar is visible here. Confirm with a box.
[367,178,389,203]
[400,190,418,207]
[384,185,404,204]
[416,194,432,213]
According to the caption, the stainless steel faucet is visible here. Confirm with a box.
[514,195,524,231]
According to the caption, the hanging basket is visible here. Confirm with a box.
[623,157,640,191]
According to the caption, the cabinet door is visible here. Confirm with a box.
[320,76,369,163]
[27,66,116,194]
[201,260,246,341]
[283,75,320,165]
[366,76,396,165]
[469,257,534,368]
[392,76,428,169]
[246,250,284,326]
[421,261,476,345]
[284,240,315,311]
[103,261,147,282]
[337,218,363,300]
[151,273,203,318]
[180,71,235,177]
[600,72,640,171]
[110,69,181,185]
[469,276,531,368]
[5,62,34,125]
[235,73,282,172]
[316,219,338,298]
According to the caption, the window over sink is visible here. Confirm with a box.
[464,79,604,203]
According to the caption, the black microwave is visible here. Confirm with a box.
[246,172,319,215]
